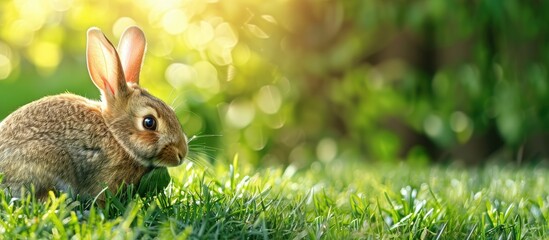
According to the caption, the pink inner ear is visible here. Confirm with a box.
[103,78,115,96]
[118,26,146,84]
[86,27,126,98]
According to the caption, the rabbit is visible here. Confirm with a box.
[0,26,187,200]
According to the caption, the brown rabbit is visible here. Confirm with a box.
[0,26,187,199]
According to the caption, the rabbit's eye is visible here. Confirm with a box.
[143,115,157,130]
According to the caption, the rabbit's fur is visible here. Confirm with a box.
[0,26,187,199]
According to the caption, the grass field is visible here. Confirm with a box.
[1,157,549,239]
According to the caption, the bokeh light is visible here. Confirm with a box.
[226,99,255,129]
[256,85,281,114]
[0,55,12,80]
[1,0,548,166]
[162,9,189,35]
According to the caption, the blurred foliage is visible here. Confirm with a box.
[1,0,548,165]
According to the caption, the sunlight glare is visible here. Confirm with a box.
[49,0,73,11]
[162,9,189,35]
[27,41,61,72]
[213,22,238,48]
[7,21,35,46]
[14,0,48,31]
[112,17,137,38]
[185,21,214,50]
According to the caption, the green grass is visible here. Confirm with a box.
[1,157,549,239]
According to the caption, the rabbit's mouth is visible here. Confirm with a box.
[154,144,187,167]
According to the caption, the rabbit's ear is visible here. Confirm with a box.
[86,27,128,100]
[117,26,146,85]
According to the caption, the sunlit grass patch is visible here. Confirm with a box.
[1,159,549,239]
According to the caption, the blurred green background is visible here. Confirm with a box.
[1,0,548,166]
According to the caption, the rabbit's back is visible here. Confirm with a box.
[0,94,131,197]
[0,94,106,143]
